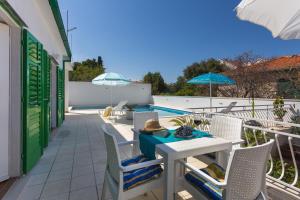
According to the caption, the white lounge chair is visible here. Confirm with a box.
[179,140,274,200]
[112,100,128,116]
[101,124,163,200]
[132,112,159,155]
[219,102,237,114]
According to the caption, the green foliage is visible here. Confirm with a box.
[172,59,225,96]
[143,72,167,95]
[273,97,287,121]
[141,59,225,96]
[169,116,197,128]
[183,58,225,80]
[244,130,300,188]
[291,115,300,135]
[268,159,300,188]
[69,57,105,82]
[243,129,267,147]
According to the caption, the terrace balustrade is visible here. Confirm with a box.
[192,112,300,196]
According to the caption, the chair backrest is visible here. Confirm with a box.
[133,112,159,131]
[210,115,243,141]
[114,101,128,110]
[224,140,274,200]
[102,124,121,183]
[220,102,237,114]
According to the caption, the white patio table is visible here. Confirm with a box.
[133,129,233,200]
[156,137,232,200]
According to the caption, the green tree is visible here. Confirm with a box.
[69,58,105,81]
[167,59,225,96]
[183,58,225,80]
[143,72,167,95]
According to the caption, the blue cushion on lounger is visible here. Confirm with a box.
[185,164,225,200]
[122,155,162,191]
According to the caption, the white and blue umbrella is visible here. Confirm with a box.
[92,72,131,106]
[236,0,300,40]
[188,72,235,111]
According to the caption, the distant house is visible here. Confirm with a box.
[0,0,71,181]
[219,55,300,98]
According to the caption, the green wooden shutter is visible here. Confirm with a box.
[56,67,64,127]
[22,29,43,173]
[41,50,51,148]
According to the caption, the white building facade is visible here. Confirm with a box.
[0,0,71,180]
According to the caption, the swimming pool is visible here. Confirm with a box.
[134,105,191,117]
[71,104,191,117]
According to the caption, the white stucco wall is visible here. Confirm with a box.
[0,23,9,181]
[65,69,70,111]
[7,0,67,66]
[69,82,152,107]
[152,96,300,112]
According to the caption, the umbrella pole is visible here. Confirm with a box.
[110,86,112,107]
[210,80,212,112]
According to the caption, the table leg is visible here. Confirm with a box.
[216,148,232,169]
[174,159,185,193]
[164,156,175,200]
[132,132,139,156]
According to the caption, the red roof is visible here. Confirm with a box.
[254,55,300,71]
[224,55,300,75]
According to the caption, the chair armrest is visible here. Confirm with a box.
[178,160,227,188]
[118,140,138,147]
[121,158,163,172]
[232,139,244,145]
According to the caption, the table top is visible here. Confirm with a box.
[156,136,232,159]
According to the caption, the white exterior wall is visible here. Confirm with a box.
[65,69,70,111]
[6,0,67,67]
[0,0,70,177]
[0,23,10,181]
[69,82,152,106]
[152,96,300,112]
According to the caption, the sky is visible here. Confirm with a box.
[59,0,300,83]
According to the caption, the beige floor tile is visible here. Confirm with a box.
[71,174,96,191]
[72,164,94,177]
[40,193,69,200]
[41,179,70,198]
[69,186,98,200]
[17,184,43,200]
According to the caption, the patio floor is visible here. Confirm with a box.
[3,110,197,200]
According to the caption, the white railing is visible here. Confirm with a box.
[190,104,297,123]
[192,112,300,194]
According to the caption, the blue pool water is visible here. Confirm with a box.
[72,104,190,117]
[134,105,191,117]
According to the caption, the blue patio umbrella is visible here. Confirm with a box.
[92,72,131,106]
[188,72,236,111]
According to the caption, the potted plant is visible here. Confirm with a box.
[125,105,135,120]
[273,97,287,121]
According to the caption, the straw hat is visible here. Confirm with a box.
[141,119,166,132]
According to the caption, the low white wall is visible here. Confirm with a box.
[69,82,152,107]
[152,96,300,112]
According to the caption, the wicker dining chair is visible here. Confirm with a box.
[132,112,159,155]
[179,140,274,200]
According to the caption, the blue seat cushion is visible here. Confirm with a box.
[122,155,162,191]
[185,164,225,200]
